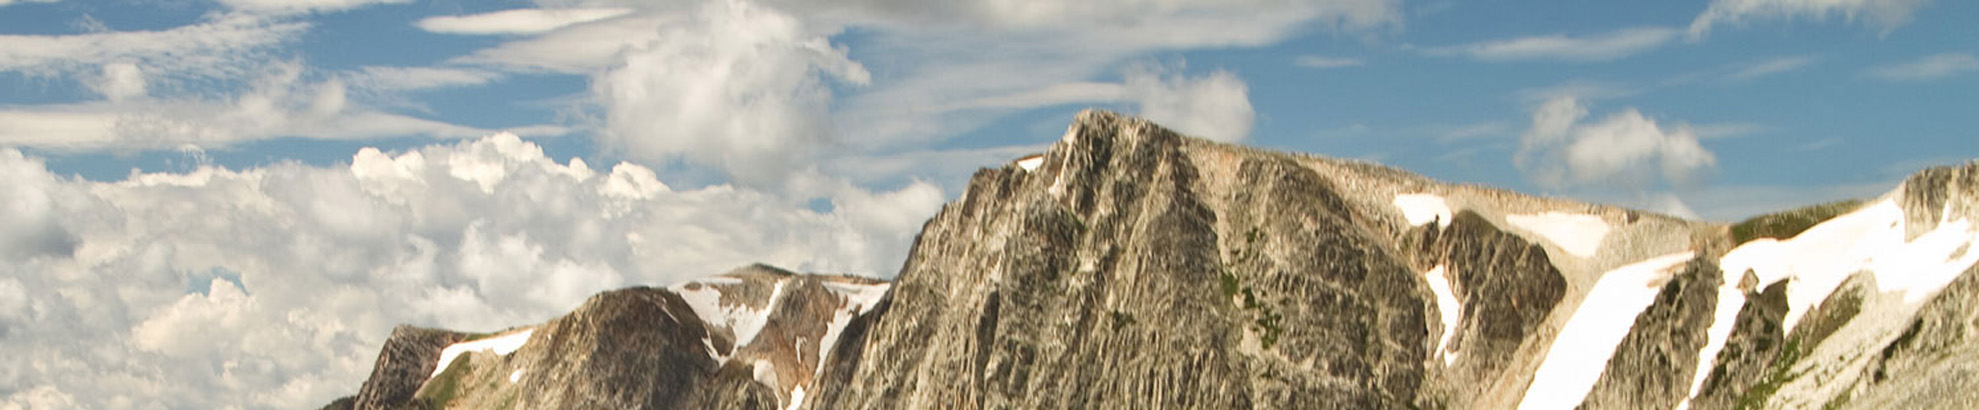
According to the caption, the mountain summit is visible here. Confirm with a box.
[326,110,1979,409]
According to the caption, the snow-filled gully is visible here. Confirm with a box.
[1672,198,1979,409]
[1519,252,1696,410]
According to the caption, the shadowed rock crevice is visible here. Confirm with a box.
[325,111,1979,410]
[1405,211,1566,385]
[353,326,469,410]
[1579,256,1723,410]
[1687,280,1790,410]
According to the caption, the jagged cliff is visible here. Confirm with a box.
[327,111,1979,409]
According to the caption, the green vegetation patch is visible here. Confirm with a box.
[1109,310,1137,331]
[1735,337,1807,410]
[1222,226,1286,349]
[419,355,475,408]
[1731,199,1866,244]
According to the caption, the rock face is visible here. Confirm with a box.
[330,111,1979,410]
[345,326,469,410]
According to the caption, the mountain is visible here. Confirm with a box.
[324,110,1979,409]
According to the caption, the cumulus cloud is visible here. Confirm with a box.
[1865,52,1979,81]
[1427,27,1680,62]
[0,133,943,408]
[418,8,635,35]
[86,62,147,102]
[1125,65,1256,142]
[1689,0,1933,38]
[0,150,80,261]
[590,0,870,186]
[1515,96,1717,191]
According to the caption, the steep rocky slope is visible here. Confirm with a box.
[329,110,1979,410]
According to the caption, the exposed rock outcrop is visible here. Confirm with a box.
[352,326,469,410]
[328,111,1979,410]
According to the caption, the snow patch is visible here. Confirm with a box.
[1424,265,1462,366]
[1520,252,1696,410]
[1394,194,1454,229]
[1016,155,1044,171]
[1677,198,1979,409]
[669,277,789,364]
[509,368,523,383]
[821,281,891,315]
[786,386,807,410]
[1506,212,1610,258]
[429,329,535,378]
[812,281,892,383]
[752,359,779,390]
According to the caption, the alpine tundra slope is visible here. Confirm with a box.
[324,110,1979,410]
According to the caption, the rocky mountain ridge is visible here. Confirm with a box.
[325,110,1979,409]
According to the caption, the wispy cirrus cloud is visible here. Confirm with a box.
[341,66,502,92]
[0,13,305,80]
[1864,52,1979,81]
[1729,55,1818,80]
[215,0,410,15]
[1689,0,1935,38]
[1425,27,1680,62]
[0,0,57,8]
[417,7,635,35]
[0,62,563,151]
[1293,55,1366,69]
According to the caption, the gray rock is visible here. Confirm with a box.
[352,325,468,410]
[325,111,1979,410]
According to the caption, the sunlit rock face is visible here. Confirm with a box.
[328,111,1979,410]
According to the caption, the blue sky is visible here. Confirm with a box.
[2,0,1972,219]
[0,0,1976,407]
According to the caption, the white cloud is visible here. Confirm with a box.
[0,61,562,151]
[86,62,147,102]
[1294,55,1366,69]
[418,8,635,35]
[0,13,305,80]
[1,386,78,410]
[1690,122,1769,140]
[1428,27,1680,62]
[460,0,1395,157]
[0,0,57,8]
[590,0,870,186]
[912,63,1258,144]
[1865,52,1979,81]
[215,0,410,15]
[0,11,540,151]
[1689,0,1933,38]
[342,66,501,92]
[941,82,1129,111]
[825,0,1390,149]
[1729,55,1817,80]
[0,133,944,408]
[1516,96,1717,190]
[1124,64,1255,142]
[453,13,676,74]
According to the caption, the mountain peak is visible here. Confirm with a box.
[328,113,1979,410]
